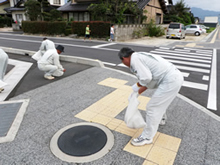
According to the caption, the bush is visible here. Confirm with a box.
[72,21,110,38]
[147,20,164,37]
[0,16,12,27]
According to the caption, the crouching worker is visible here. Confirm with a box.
[118,47,183,146]
[38,45,66,80]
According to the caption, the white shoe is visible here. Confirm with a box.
[0,80,7,88]
[44,75,55,80]
[159,118,166,126]
[131,135,153,146]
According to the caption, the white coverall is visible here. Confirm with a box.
[130,52,183,140]
[32,39,55,61]
[37,49,64,77]
[0,48,8,88]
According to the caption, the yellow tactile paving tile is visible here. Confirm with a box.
[146,145,177,165]
[142,160,158,165]
[74,110,98,122]
[106,118,123,130]
[154,133,181,152]
[138,95,150,111]
[115,122,138,137]
[98,77,128,88]
[90,114,113,125]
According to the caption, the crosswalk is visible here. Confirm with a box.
[112,47,216,111]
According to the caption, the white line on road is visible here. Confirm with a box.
[176,65,210,73]
[151,51,212,60]
[157,54,211,63]
[207,49,217,110]
[182,81,208,90]
[154,49,212,57]
[168,59,211,68]
[202,75,209,81]
[91,43,116,48]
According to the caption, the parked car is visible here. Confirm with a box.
[201,25,210,30]
[185,25,203,36]
[166,22,186,39]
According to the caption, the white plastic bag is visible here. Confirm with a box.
[32,50,42,61]
[124,92,146,129]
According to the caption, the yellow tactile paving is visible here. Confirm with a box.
[154,133,181,152]
[142,160,158,165]
[90,114,113,125]
[146,145,177,165]
[115,122,138,137]
[74,110,98,122]
[106,118,123,130]
[75,78,181,165]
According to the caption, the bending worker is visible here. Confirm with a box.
[38,45,65,80]
[118,47,183,146]
[32,37,55,61]
[0,48,8,92]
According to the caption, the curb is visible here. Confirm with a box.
[1,46,105,68]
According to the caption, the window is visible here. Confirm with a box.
[53,0,60,4]
[16,14,23,24]
[169,24,180,29]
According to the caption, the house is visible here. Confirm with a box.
[0,0,10,16]
[204,16,218,27]
[58,0,172,24]
[4,0,65,24]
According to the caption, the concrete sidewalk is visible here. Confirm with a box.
[0,63,220,164]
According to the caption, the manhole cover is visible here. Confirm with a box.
[50,122,114,163]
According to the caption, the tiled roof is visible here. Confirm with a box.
[58,2,92,12]
[137,0,150,9]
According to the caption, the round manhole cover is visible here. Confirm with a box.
[50,122,114,163]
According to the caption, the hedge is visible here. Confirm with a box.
[22,21,67,35]
[72,21,110,38]
[0,16,12,28]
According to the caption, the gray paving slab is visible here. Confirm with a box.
[0,66,219,165]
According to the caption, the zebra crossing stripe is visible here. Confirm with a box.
[151,51,212,60]
[207,49,217,110]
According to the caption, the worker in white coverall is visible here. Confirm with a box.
[32,38,56,61]
[0,48,8,92]
[38,45,65,80]
[118,47,183,146]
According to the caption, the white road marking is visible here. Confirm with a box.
[184,48,213,53]
[175,48,212,54]
[157,54,211,63]
[207,49,217,110]
[0,59,33,101]
[91,43,116,48]
[151,51,212,60]
[168,59,211,68]
[176,65,210,73]
[182,72,189,77]
[182,81,208,90]
[153,49,212,57]
[202,75,209,81]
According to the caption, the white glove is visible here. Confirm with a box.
[132,83,140,92]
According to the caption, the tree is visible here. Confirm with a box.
[24,0,41,21]
[88,0,143,24]
[164,0,195,25]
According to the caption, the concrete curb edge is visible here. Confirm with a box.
[1,46,105,68]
